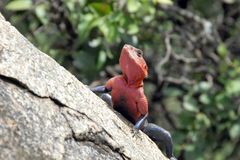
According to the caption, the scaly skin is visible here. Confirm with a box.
[105,44,148,124]
[91,44,177,160]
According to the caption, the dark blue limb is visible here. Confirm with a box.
[90,85,113,107]
[90,85,111,93]
[142,123,177,160]
[100,93,113,107]
[134,113,148,130]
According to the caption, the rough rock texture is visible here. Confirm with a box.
[0,13,167,160]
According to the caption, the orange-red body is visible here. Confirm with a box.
[105,44,148,123]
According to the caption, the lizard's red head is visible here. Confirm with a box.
[119,44,148,86]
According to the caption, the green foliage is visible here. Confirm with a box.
[217,43,228,57]
[2,0,240,159]
[6,0,32,11]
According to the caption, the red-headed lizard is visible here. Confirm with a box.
[91,44,177,160]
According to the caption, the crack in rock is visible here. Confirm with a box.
[0,74,130,160]
[60,108,130,160]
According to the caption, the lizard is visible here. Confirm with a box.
[90,44,177,160]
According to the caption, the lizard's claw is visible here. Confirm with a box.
[132,126,140,138]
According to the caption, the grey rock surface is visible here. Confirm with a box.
[0,13,167,160]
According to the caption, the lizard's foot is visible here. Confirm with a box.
[132,127,141,138]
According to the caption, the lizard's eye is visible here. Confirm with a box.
[136,49,143,57]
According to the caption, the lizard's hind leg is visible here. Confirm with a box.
[142,122,177,160]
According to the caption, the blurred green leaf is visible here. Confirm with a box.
[163,87,183,97]
[88,38,101,48]
[194,81,212,92]
[127,0,141,13]
[184,144,195,151]
[153,0,173,5]
[217,43,229,57]
[77,14,99,44]
[213,142,235,160]
[215,93,230,110]
[99,20,118,42]
[225,79,240,96]
[196,113,211,127]
[199,94,211,105]
[199,81,212,91]
[163,97,182,114]
[35,3,48,25]
[97,50,107,69]
[89,2,111,15]
[229,124,240,139]
[6,0,32,11]
[183,96,199,112]
[127,24,139,35]
[228,110,237,120]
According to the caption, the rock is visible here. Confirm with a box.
[0,13,167,160]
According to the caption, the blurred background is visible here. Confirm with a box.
[0,0,240,159]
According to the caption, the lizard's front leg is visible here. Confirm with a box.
[90,86,113,107]
[90,85,111,93]
[100,93,113,107]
